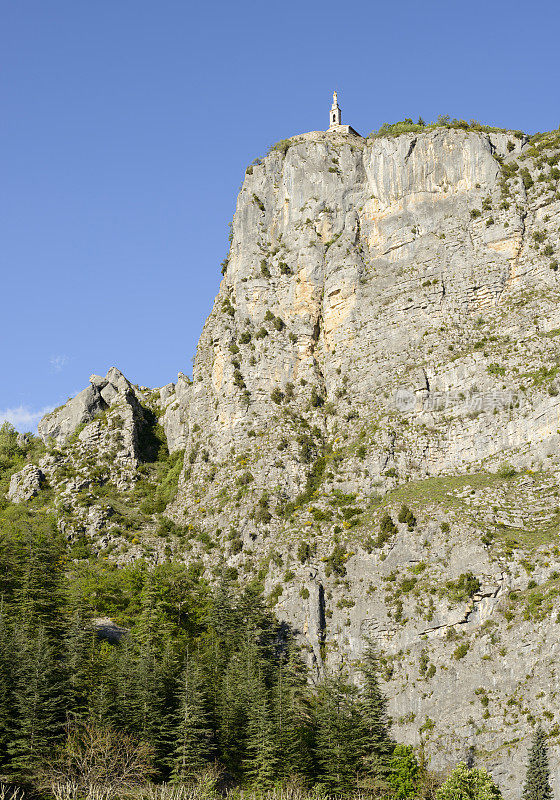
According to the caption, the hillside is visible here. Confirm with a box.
[7,121,560,796]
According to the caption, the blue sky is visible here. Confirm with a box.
[1,0,559,430]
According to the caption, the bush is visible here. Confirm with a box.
[324,543,348,577]
[269,138,292,156]
[254,492,272,524]
[297,541,312,563]
[39,722,153,797]
[436,762,501,800]
[397,504,417,530]
[377,512,398,546]
[453,642,469,660]
[497,462,516,478]
[445,572,481,604]
[310,387,324,408]
[356,444,367,460]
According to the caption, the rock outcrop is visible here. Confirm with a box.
[8,464,45,503]
[38,367,138,445]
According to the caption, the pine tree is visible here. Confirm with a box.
[64,610,99,721]
[388,744,420,799]
[217,651,249,775]
[111,636,141,731]
[359,642,394,789]
[6,513,68,778]
[134,572,180,773]
[313,674,366,794]
[8,624,65,777]
[523,727,553,800]
[0,607,16,769]
[244,668,278,788]
[172,652,214,782]
[272,638,312,782]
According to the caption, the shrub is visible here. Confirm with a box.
[436,762,501,800]
[269,138,292,156]
[229,537,243,554]
[497,462,516,478]
[324,543,348,577]
[521,168,534,190]
[310,387,324,408]
[397,504,417,530]
[453,642,469,660]
[270,387,284,404]
[297,541,312,563]
[236,471,253,486]
[40,723,153,797]
[400,577,417,593]
[254,492,272,524]
[445,572,481,604]
[377,512,397,546]
[221,298,235,317]
[487,363,506,376]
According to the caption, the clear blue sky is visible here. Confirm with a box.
[2,0,559,430]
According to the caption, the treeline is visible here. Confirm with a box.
[0,499,430,797]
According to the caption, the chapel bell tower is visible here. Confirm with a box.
[329,91,342,129]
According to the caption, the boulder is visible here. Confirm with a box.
[8,464,45,502]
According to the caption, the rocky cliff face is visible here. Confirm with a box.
[14,125,560,797]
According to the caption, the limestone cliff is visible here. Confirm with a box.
[14,125,560,797]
